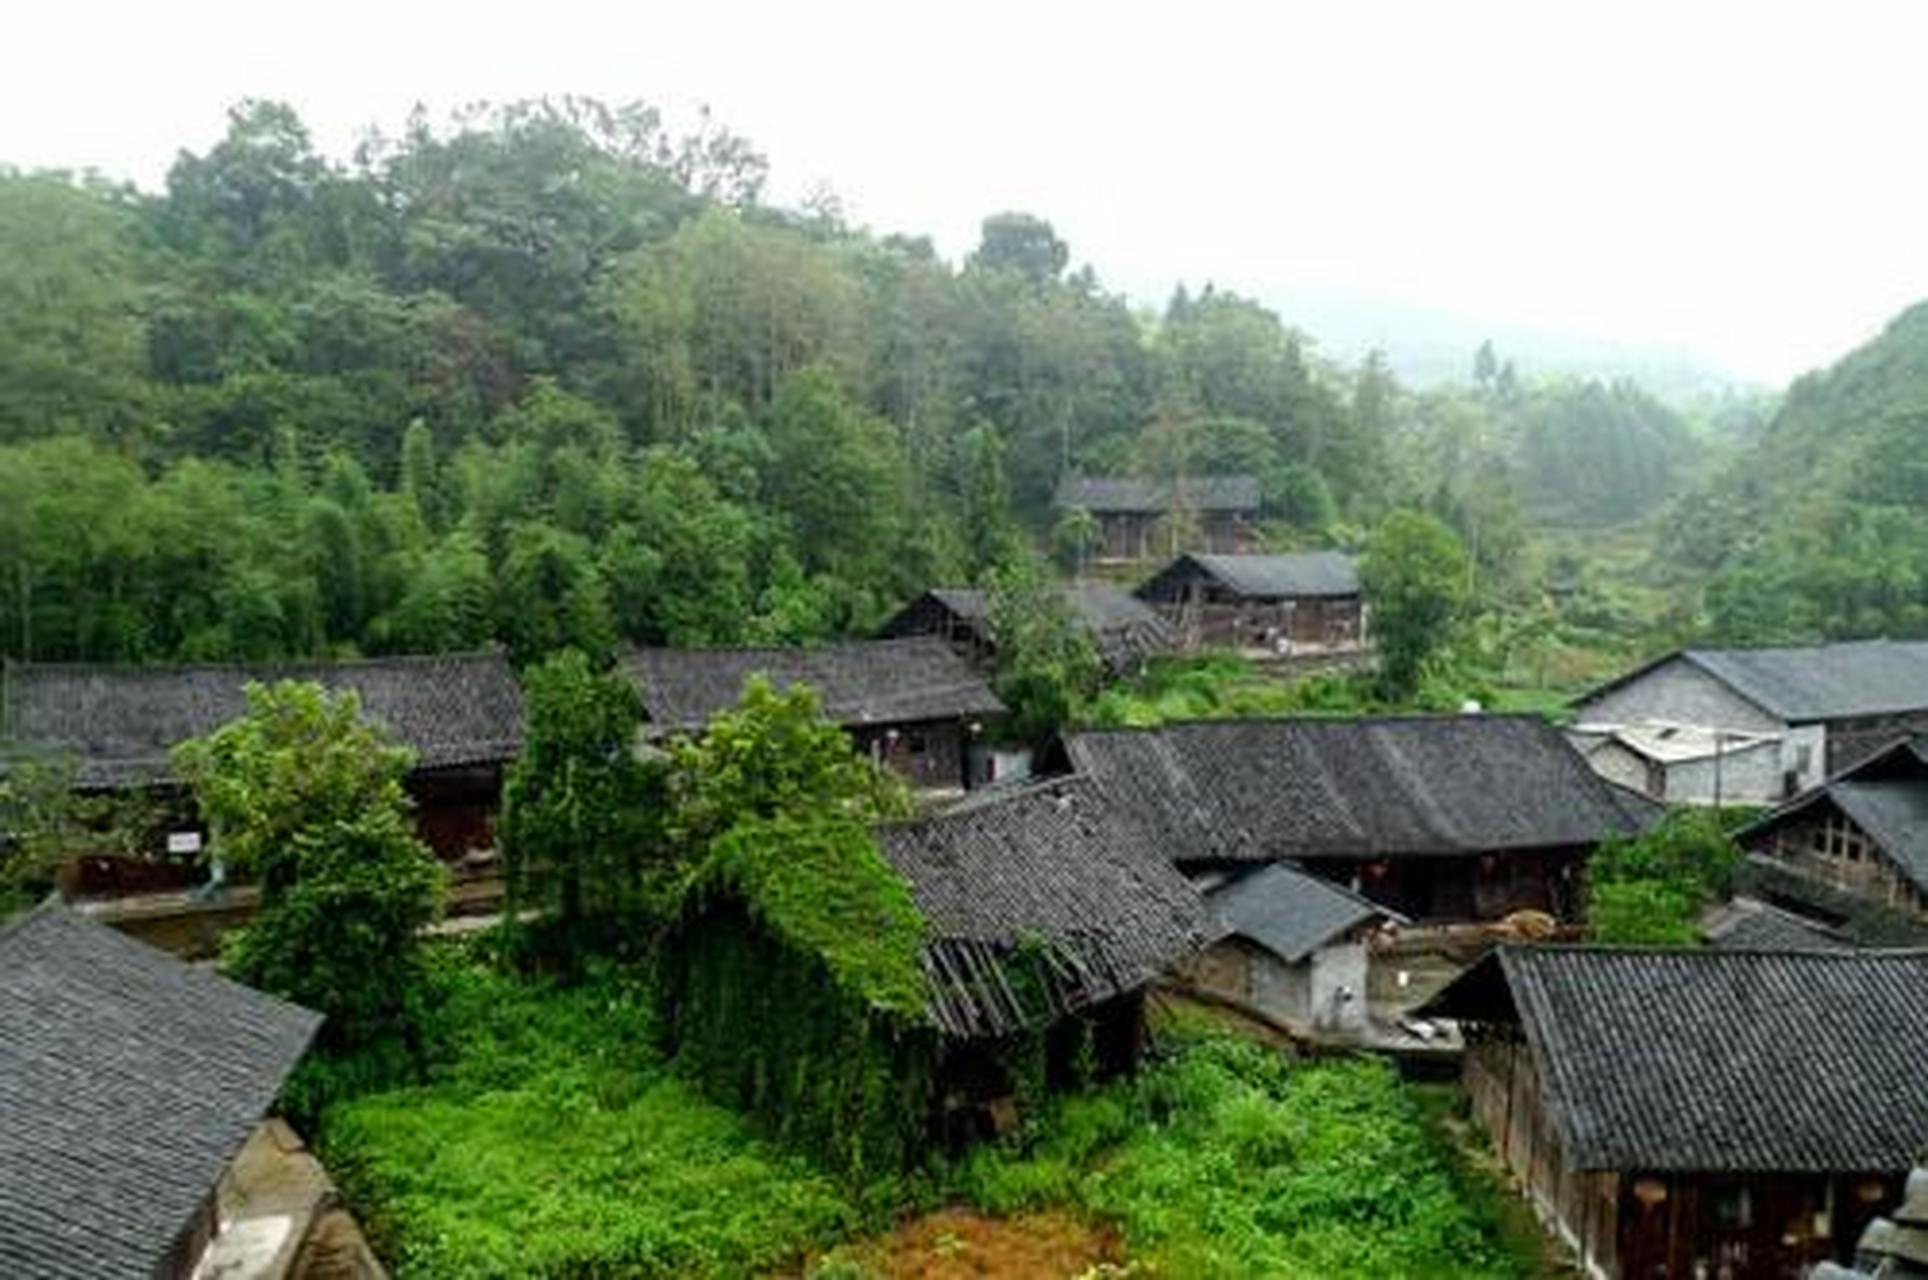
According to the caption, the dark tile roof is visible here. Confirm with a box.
[0,903,320,1280]
[1741,736,1928,895]
[1,652,523,787]
[1208,862,1401,963]
[878,778,1212,1038]
[887,585,1173,674]
[1701,897,1853,951]
[1064,715,1648,865]
[1420,946,1928,1172]
[1170,551,1360,599]
[1054,473,1260,514]
[624,638,1005,735]
[1582,641,1928,723]
[1599,779,1669,829]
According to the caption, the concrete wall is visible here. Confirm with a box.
[1661,739,1787,805]
[1308,941,1370,1033]
[1578,658,1785,735]
[1577,658,1829,797]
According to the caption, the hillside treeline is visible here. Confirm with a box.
[1661,302,1928,644]
[0,98,1704,666]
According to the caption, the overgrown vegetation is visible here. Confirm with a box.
[1585,809,1741,945]
[319,952,866,1278]
[0,755,156,916]
[944,1027,1526,1279]
[321,958,1533,1279]
[174,680,445,1045]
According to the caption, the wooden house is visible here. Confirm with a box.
[1571,641,1928,803]
[1737,735,1928,924]
[878,779,1211,1049]
[1064,715,1656,923]
[1134,552,1367,655]
[0,902,322,1279]
[1054,474,1260,563]
[0,652,525,888]
[879,583,1174,677]
[1178,861,1402,1036]
[623,637,1005,793]
[661,778,1212,1162]
[1420,946,1928,1279]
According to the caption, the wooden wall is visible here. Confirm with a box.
[1465,1027,1903,1279]
[854,718,969,793]
[1759,808,1928,920]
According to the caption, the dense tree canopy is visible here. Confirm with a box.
[0,97,1743,675]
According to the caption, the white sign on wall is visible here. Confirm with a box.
[166,831,203,855]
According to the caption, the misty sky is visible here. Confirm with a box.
[8,1,1927,385]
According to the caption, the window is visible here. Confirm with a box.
[1795,744,1814,774]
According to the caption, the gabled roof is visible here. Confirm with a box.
[1,652,524,787]
[1700,897,1852,952]
[1208,862,1402,964]
[0,903,321,1280]
[1055,473,1261,514]
[883,584,1174,674]
[1741,736,1928,895]
[623,638,1005,735]
[878,778,1212,1039]
[1419,946,1928,1172]
[1580,641,1928,723]
[1141,551,1360,600]
[1064,715,1648,865]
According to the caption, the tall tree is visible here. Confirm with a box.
[173,681,445,1047]
[500,649,664,971]
[1360,511,1470,697]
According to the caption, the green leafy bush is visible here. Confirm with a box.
[320,959,862,1278]
[950,1030,1524,1279]
[1587,808,1740,945]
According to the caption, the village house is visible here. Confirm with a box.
[878,778,1211,1051]
[1054,473,1260,563]
[1063,715,1655,923]
[0,902,326,1280]
[661,777,1212,1158]
[1736,734,1928,924]
[1570,640,1928,803]
[878,583,1174,677]
[1177,860,1403,1037]
[623,637,1006,792]
[1419,946,1928,1280]
[0,652,525,890]
[1133,551,1368,656]
[1571,720,1784,807]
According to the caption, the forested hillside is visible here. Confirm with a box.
[0,97,1709,668]
[1663,302,1928,643]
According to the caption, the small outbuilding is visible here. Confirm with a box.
[623,637,1006,793]
[0,901,322,1280]
[1054,474,1260,563]
[879,583,1174,677]
[1420,946,1928,1280]
[1134,551,1367,655]
[1569,720,1783,807]
[1179,861,1402,1036]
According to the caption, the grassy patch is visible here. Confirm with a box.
[319,958,863,1278]
[318,957,1538,1279]
[946,1028,1528,1279]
